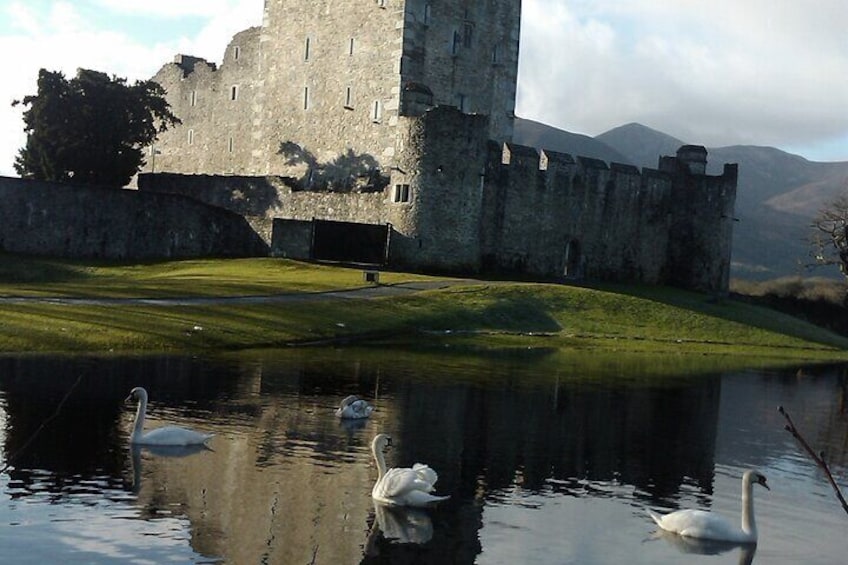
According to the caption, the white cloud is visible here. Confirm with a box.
[0,0,261,177]
[517,0,848,159]
[2,0,846,177]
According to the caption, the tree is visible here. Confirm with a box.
[810,189,848,278]
[13,68,180,187]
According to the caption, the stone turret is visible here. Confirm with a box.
[675,145,708,175]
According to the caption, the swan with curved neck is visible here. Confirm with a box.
[371,433,449,507]
[126,386,213,446]
[336,395,374,419]
[649,470,769,543]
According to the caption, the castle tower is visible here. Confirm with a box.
[659,147,738,292]
[675,145,708,175]
[149,0,521,179]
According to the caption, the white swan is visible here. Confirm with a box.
[126,386,213,446]
[371,433,449,507]
[649,470,769,543]
[336,395,374,419]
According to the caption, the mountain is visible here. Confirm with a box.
[595,123,684,169]
[513,118,629,164]
[512,119,848,280]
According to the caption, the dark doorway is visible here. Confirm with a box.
[312,219,389,265]
[563,239,582,278]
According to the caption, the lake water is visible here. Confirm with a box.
[0,349,845,564]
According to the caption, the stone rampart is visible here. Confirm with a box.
[480,143,674,282]
[0,177,267,259]
[139,173,388,226]
[137,106,736,292]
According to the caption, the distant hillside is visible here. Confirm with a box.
[510,119,848,280]
[512,117,629,164]
[595,123,684,169]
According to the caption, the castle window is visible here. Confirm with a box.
[304,87,310,110]
[349,38,355,56]
[304,37,311,61]
[233,46,240,61]
[372,100,382,122]
[424,3,431,25]
[451,31,461,55]
[187,129,194,145]
[228,137,234,153]
[456,93,469,112]
[377,0,386,7]
[190,90,197,106]
[392,184,410,203]
[345,87,354,109]
[492,44,501,64]
[463,22,474,48]
[230,85,239,101]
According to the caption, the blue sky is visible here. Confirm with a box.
[1,0,846,177]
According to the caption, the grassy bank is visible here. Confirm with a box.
[0,255,846,362]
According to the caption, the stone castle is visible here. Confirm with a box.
[140,0,738,292]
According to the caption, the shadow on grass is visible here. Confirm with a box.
[0,253,94,284]
[592,281,848,350]
[409,291,563,334]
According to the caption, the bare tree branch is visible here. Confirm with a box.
[778,405,848,516]
[810,190,848,277]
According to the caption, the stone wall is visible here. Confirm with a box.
[0,177,267,259]
[138,107,736,292]
[399,0,520,141]
[139,173,388,226]
[479,145,673,283]
[149,0,521,182]
[660,149,738,292]
[387,107,491,272]
[149,27,263,176]
[271,219,313,260]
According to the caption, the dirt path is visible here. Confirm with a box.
[0,280,470,306]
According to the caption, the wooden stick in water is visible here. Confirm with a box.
[778,405,848,516]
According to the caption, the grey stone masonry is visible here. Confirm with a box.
[142,0,737,293]
[150,1,520,180]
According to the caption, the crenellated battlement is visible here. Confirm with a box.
[140,0,736,292]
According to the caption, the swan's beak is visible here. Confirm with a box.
[124,393,134,403]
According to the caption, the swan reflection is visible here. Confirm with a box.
[339,417,369,433]
[365,501,434,556]
[129,443,211,493]
[653,529,756,564]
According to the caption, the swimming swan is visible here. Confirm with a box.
[649,470,769,543]
[126,386,213,446]
[336,395,374,419]
[371,433,449,507]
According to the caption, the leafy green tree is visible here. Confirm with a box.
[13,68,180,187]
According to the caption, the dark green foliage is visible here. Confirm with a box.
[13,68,180,187]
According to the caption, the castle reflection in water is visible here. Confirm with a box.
[0,351,844,563]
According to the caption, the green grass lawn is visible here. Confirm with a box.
[0,254,846,364]
[0,255,436,297]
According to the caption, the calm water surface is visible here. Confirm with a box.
[0,350,845,564]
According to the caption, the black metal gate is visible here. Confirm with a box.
[312,219,389,265]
